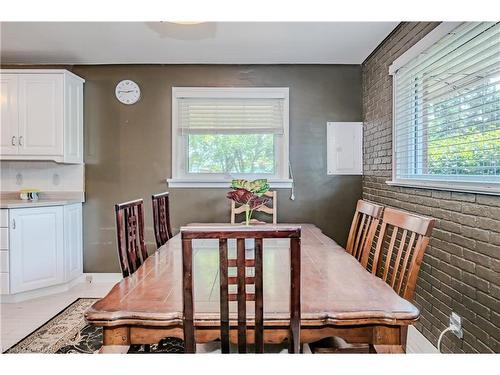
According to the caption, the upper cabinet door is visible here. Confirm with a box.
[64,75,84,163]
[18,74,64,156]
[0,74,19,155]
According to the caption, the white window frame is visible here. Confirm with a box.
[167,87,292,188]
[387,22,500,196]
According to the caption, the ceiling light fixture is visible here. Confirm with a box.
[161,21,205,25]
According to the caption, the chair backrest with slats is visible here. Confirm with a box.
[115,199,148,278]
[361,207,435,300]
[152,191,173,249]
[230,191,277,224]
[346,200,384,263]
[181,225,301,353]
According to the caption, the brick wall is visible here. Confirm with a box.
[362,22,500,353]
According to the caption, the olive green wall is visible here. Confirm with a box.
[69,64,362,272]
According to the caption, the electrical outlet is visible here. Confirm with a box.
[52,173,60,186]
[15,173,23,185]
[450,312,463,339]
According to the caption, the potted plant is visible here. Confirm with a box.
[227,179,271,226]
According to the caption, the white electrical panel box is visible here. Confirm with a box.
[327,122,363,175]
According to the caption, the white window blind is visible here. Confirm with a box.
[392,22,500,190]
[179,98,284,135]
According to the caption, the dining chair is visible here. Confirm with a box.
[181,225,301,353]
[230,190,277,224]
[345,199,384,263]
[115,199,148,278]
[115,198,152,352]
[311,206,435,354]
[151,191,173,249]
[362,207,436,300]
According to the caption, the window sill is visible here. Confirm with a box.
[386,180,500,196]
[167,178,293,189]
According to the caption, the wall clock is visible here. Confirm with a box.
[115,79,141,105]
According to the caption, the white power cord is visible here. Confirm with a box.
[437,326,459,353]
[288,162,295,200]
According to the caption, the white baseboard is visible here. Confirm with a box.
[0,273,122,303]
[83,273,122,284]
[0,275,85,303]
[407,325,439,353]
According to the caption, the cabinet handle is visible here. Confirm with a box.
[12,219,16,230]
[11,136,16,146]
[18,136,23,146]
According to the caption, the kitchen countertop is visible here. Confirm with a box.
[0,197,84,209]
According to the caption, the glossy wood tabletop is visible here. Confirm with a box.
[86,224,419,328]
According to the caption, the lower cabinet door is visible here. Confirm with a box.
[64,203,83,281]
[10,206,64,293]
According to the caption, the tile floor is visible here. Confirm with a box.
[0,279,438,353]
[0,281,113,352]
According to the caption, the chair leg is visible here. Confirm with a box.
[287,334,301,353]
[288,333,295,353]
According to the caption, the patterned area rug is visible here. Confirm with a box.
[5,298,184,354]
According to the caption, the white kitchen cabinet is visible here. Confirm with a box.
[64,74,84,163]
[0,74,19,155]
[9,206,64,294]
[0,69,85,163]
[0,209,9,294]
[64,203,83,281]
[0,209,9,227]
[0,251,9,273]
[18,73,64,156]
[1,203,83,298]
[0,227,8,249]
[0,274,9,294]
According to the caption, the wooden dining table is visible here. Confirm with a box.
[85,224,420,353]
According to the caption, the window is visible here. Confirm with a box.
[168,87,291,188]
[390,22,500,194]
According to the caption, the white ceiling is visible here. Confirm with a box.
[0,22,397,65]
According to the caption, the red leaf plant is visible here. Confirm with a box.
[226,189,271,210]
[227,180,271,225]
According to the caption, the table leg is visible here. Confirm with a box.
[370,326,405,354]
[400,326,408,352]
[99,326,130,354]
